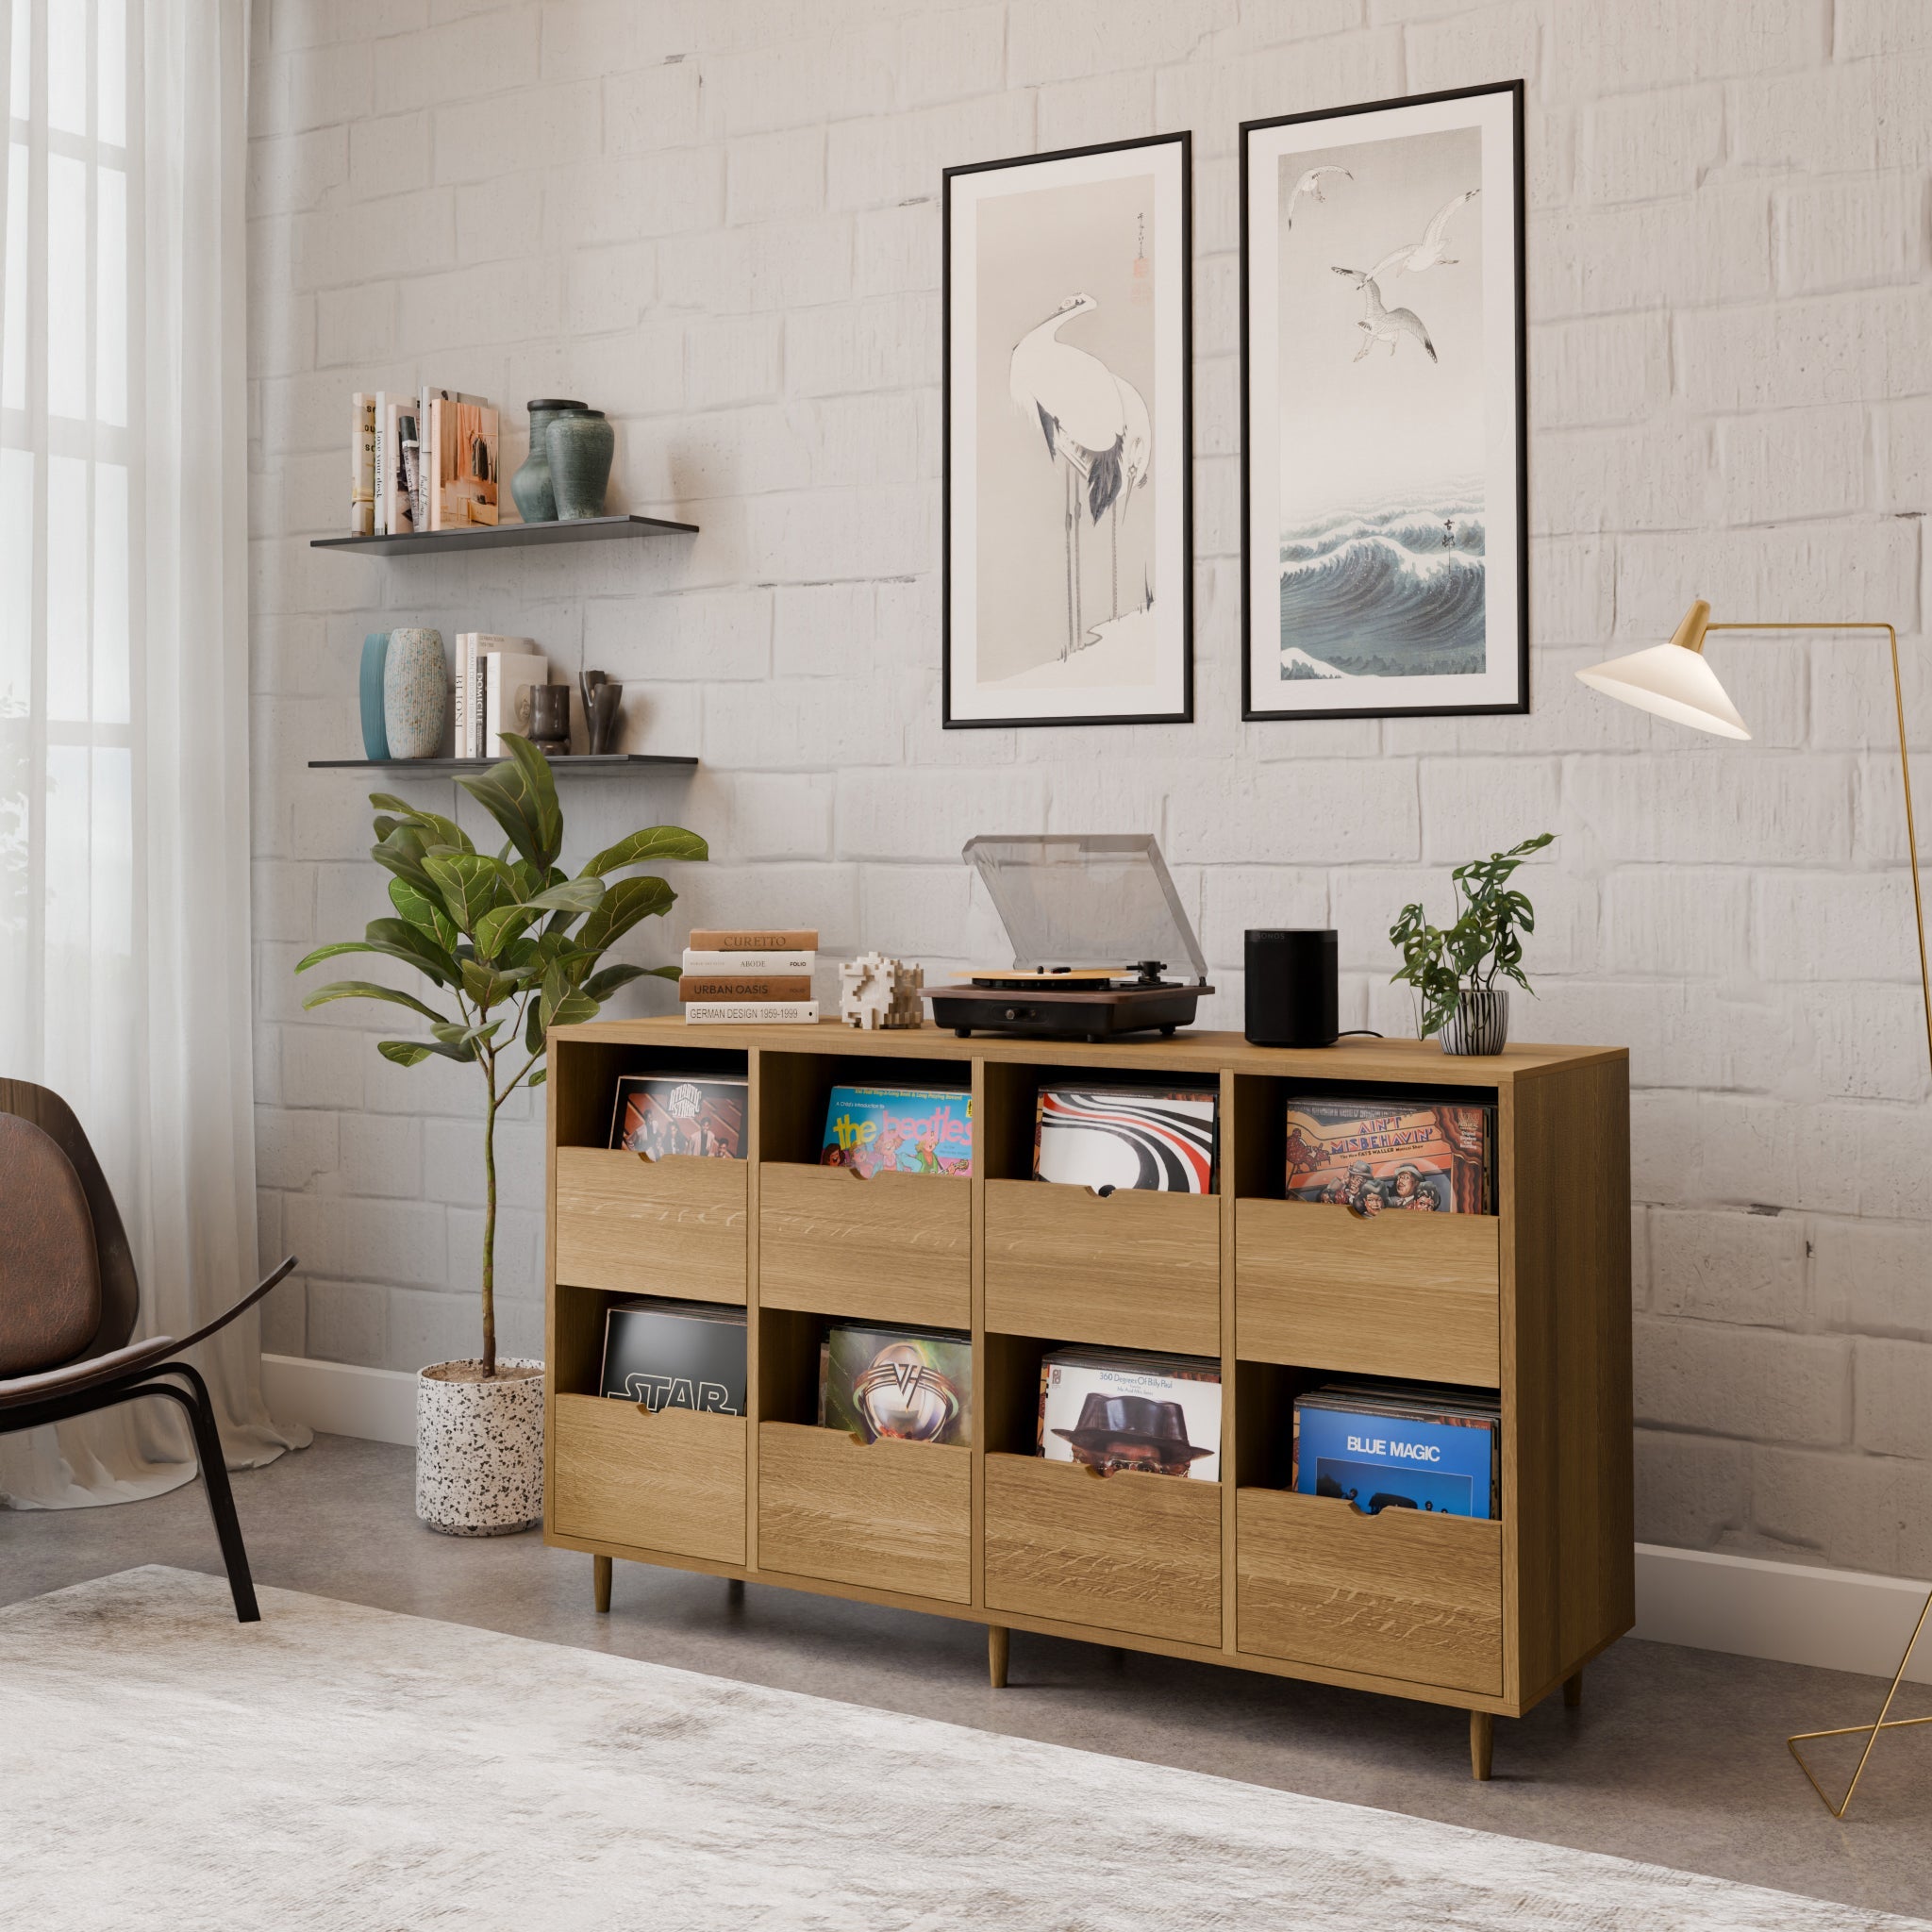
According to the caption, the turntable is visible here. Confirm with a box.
[924,834,1214,1042]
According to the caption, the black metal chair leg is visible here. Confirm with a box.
[153,1361,259,1624]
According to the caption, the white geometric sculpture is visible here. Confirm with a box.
[839,952,924,1030]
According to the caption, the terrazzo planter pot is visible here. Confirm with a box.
[509,398,588,523]
[1440,989,1509,1056]
[358,632,391,759]
[546,408,614,520]
[382,626,446,759]
[416,1359,544,1537]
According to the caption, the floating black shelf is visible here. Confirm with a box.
[310,513,699,557]
[309,754,698,774]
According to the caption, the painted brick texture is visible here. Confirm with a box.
[248,0,1932,1577]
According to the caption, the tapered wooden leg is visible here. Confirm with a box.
[1564,1668,1583,1709]
[593,1554,611,1614]
[727,1577,745,1605]
[989,1624,1009,1689]
[1470,1710,1494,1781]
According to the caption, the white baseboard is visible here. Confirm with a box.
[258,1363,1930,1686]
[261,1353,416,1448]
[1636,1542,1931,1685]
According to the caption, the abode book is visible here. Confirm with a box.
[1033,1084,1217,1193]
[608,1074,747,1158]
[681,949,816,975]
[598,1299,747,1413]
[684,1001,819,1025]
[820,1085,973,1176]
[1291,1381,1501,1520]
[818,1323,973,1445]
[678,975,814,1004]
[1282,1096,1493,1214]
[1037,1347,1222,1481]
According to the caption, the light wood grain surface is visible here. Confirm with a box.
[1236,1487,1503,1696]
[554,1148,748,1303]
[552,1393,747,1565]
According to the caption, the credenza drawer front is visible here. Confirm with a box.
[555,1148,747,1304]
[983,1180,1220,1356]
[757,1423,971,1604]
[759,1165,971,1329]
[1235,1199,1499,1385]
[984,1453,1222,1646]
[552,1393,747,1564]
[1237,1488,1502,1696]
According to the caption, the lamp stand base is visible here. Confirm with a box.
[1787,1585,1932,1817]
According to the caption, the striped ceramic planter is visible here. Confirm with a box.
[1440,989,1509,1056]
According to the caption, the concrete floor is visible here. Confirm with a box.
[4,1434,1928,1923]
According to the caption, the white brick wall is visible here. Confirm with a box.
[247,0,1932,1575]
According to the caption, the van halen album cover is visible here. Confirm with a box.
[819,1324,974,1445]
[609,1074,747,1159]
[820,1086,974,1176]
[1281,1096,1491,1212]
[1032,1084,1218,1192]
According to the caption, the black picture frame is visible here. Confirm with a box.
[942,131,1194,730]
[1239,80,1528,723]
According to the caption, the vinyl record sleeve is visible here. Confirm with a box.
[609,1075,747,1158]
[820,1086,973,1177]
[1037,1349,1222,1480]
[1032,1084,1218,1192]
[819,1324,973,1445]
[599,1300,747,1413]
[1281,1095,1491,1213]
[1291,1395,1498,1519]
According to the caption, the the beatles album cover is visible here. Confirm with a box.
[819,1324,974,1446]
[1281,1095,1491,1213]
[819,1086,973,1176]
[1032,1084,1218,1193]
[1291,1380,1499,1518]
[1036,1347,1222,1480]
[599,1299,747,1413]
[609,1074,747,1159]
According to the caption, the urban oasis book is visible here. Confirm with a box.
[1291,1380,1500,1519]
[1281,1096,1492,1213]
[818,1323,973,1445]
[608,1075,747,1159]
[1032,1084,1218,1193]
[598,1299,747,1413]
[820,1085,973,1176]
[1036,1347,1222,1481]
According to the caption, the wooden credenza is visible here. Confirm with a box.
[543,1020,1633,1778]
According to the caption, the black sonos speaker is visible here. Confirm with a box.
[1244,929,1339,1048]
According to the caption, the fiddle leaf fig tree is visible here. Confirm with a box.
[1390,831,1555,1039]
[296,736,706,1379]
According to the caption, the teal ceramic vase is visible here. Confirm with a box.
[509,398,587,524]
[358,632,391,759]
[546,408,614,520]
[382,627,446,759]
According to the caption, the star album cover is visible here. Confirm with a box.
[1281,1095,1491,1213]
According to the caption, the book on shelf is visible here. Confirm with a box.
[1032,1083,1217,1194]
[818,1322,972,1445]
[1282,1096,1493,1214]
[608,1074,747,1158]
[349,392,375,535]
[426,393,500,529]
[683,1001,819,1025]
[1291,1380,1500,1520]
[385,396,418,535]
[598,1298,746,1412]
[678,974,813,1004]
[1036,1346,1222,1481]
[687,928,819,952]
[819,1084,972,1177]
[680,948,816,976]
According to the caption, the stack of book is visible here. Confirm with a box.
[347,386,504,536]
[680,928,819,1024]
[454,635,546,758]
[1291,1380,1501,1520]
[1037,1346,1222,1481]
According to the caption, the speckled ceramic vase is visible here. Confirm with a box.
[416,1359,544,1536]
[358,632,391,759]
[509,398,588,523]
[382,626,446,758]
[546,408,614,520]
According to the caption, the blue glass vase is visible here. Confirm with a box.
[359,632,391,759]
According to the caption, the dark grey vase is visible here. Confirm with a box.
[547,409,614,520]
[509,399,588,524]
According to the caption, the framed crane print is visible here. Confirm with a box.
[943,133,1192,728]
[1241,82,1527,722]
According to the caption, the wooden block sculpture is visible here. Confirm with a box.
[839,952,924,1029]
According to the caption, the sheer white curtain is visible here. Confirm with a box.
[0,0,305,1506]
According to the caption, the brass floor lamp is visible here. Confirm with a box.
[1577,600,1932,1819]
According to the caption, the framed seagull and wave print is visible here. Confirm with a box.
[943,133,1192,728]
[1241,83,1527,722]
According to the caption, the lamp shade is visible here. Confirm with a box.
[1574,602,1751,740]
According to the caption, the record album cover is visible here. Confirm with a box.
[1032,1085,1218,1193]
[599,1299,747,1413]
[1291,1383,1499,1519]
[819,1324,973,1445]
[1281,1096,1491,1213]
[820,1086,973,1176]
[1036,1347,1221,1480]
[609,1075,747,1159]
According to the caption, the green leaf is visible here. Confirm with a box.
[423,852,518,935]
[582,962,651,1002]
[389,876,461,954]
[377,1041,434,1067]
[366,915,462,985]
[371,822,440,896]
[368,794,474,856]
[434,1018,502,1049]
[647,963,682,980]
[525,876,606,915]
[575,874,675,957]
[461,958,521,1010]
[581,824,708,877]
[300,980,451,1024]
[456,733,562,874]
[527,1068,547,1088]
[295,935,458,990]
[473,903,537,962]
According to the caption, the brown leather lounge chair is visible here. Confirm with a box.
[0,1079,296,1622]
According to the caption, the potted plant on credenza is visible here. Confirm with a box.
[297,736,706,1534]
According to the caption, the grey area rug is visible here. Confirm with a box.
[1,1566,1922,1932]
